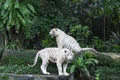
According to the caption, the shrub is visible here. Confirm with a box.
[105,32,120,52]
[41,35,56,48]
[69,25,92,47]
[92,37,106,52]
[0,64,42,74]
[70,52,99,80]
[96,66,120,80]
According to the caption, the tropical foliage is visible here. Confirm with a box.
[0,0,120,80]
[70,52,99,80]
[0,0,35,50]
[69,25,92,47]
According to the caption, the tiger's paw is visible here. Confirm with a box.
[64,72,69,76]
[59,73,64,76]
[44,72,50,75]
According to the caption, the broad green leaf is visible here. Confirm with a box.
[15,20,20,33]
[93,59,99,64]
[6,25,11,30]
[89,58,99,64]
[8,11,12,26]
[77,57,83,65]
[70,65,76,73]
[14,0,19,8]
[1,8,6,16]
[3,0,11,9]
[84,67,91,77]
[20,4,30,14]
[16,12,26,25]
[27,3,36,13]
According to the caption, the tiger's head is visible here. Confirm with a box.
[64,49,74,62]
[49,28,63,37]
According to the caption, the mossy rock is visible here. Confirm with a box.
[96,52,120,67]
[0,73,74,80]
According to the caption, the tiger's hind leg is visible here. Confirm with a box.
[41,60,50,75]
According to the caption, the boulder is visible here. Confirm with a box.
[0,73,74,80]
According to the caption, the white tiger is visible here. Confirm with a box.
[28,48,74,76]
[49,28,98,54]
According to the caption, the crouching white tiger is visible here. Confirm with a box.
[49,28,98,54]
[28,48,74,76]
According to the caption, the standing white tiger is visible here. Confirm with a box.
[28,48,74,76]
[49,28,98,54]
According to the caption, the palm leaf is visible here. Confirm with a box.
[27,3,36,13]
[8,11,12,26]
[14,0,19,9]
[3,0,11,9]
[16,12,26,25]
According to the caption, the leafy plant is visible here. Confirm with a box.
[92,36,106,52]
[70,52,99,80]
[0,63,57,74]
[109,32,120,45]
[0,75,9,80]
[41,36,56,48]
[69,25,92,47]
[96,66,120,80]
[105,32,120,52]
[0,64,42,74]
[95,73,100,80]
[0,0,35,50]
[67,0,120,41]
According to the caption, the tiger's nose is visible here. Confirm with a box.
[68,57,73,60]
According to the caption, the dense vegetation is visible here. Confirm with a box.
[0,0,120,51]
[0,0,120,80]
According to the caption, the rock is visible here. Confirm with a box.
[96,52,120,66]
[0,73,74,80]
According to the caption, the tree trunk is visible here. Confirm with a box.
[0,34,5,62]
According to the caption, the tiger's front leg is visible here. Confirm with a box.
[56,61,63,76]
[63,63,69,76]
[57,37,64,48]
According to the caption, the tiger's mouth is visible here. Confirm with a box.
[67,58,72,62]
[67,60,72,63]
[50,34,56,37]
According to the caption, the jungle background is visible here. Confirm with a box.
[0,0,120,80]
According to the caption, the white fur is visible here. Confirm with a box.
[49,28,98,54]
[28,48,74,76]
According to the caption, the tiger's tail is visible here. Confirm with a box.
[28,52,40,67]
[80,48,98,54]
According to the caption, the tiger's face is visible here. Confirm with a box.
[49,28,60,37]
[64,49,74,62]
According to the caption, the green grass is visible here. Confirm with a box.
[0,63,58,74]
[96,66,120,80]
